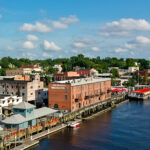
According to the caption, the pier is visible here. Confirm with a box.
[0,94,127,150]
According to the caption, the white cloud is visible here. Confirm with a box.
[26,34,39,41]
[101,18,150,37]
[20,22,52,33]
[7,46,14,51]
[0,14,2,19]
[100,31,130,37]
[72,49,80,54]
[22,52,36,59]
[22,41,36,49]
[91,47,100,52]
[135,36,150,45]
[124,43,136,49]
[124,36,150,50]
[52,21,68,29]
[73,42,87,48]
[42,52,52,58]
[60,15,79,24]
[43,40,61,51]
[114,48,128,53]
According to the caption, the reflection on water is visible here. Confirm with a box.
[31,101,150,150]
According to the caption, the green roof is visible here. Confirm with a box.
[13,102,35,110]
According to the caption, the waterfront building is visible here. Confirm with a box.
[0,95,22,108]
[49,77,111,112]
[0,74,44,103]
[1,102,58,131]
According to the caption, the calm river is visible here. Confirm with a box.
[31,101,150,150]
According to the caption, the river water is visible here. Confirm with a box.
[31,101,150,150]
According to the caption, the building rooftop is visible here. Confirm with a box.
[1,107,58,124]
[53,77,110,86]
[13,102,35,110]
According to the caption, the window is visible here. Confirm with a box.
[31,93,33,95]
[12,86,13,89]
[65,95,67,100]
[30,86,33,89]
[38,92,41,95]
[12,92,13,95]
[3,101,5,104]
[54,104,58,109]
[17,99,19,102]
[22,86,25,89]
[8,100,10,103]
[22,93,24,96]
[38,86,40,88]
[65,87,67,92]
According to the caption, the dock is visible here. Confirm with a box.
[1,94,127,150]
[11,124,67,150]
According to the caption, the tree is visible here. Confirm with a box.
[143,73,149,85]
[110,69,119,78]
[0,69,6,76]
[45,75,51,86]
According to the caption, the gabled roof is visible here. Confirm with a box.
[1,107,58,124]
[2,114,26,124]
[13,102,35,110]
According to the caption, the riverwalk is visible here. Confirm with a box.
[12,124,67,150]
[2,94,127,150]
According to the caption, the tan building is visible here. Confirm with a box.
[6,63,43,76]
[49,77,111,112]
[0,74,44,102]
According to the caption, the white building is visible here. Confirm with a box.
[0,95,22,107]
[128,67,139,73]
[53,64,62,73]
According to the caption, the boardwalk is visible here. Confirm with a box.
[12,124,67,150]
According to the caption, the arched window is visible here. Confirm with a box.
[54,104,58,109]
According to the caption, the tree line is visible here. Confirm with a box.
[0,54,149,76]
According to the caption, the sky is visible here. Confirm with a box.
[0,0,150,59]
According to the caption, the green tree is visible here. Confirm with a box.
[110,69,119,78]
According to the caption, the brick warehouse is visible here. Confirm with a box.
[49,77,111,112]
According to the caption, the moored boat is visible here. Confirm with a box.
[128,88,150,100]
[69,122,80,128]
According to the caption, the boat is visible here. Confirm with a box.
[68,122,80,128]
[128,88,150,100]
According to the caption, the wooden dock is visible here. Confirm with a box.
[12,140,39,150]
[11,124,67,150]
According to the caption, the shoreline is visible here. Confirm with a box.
[11,98,128,150]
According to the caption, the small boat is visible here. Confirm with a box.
[68,122,80,128]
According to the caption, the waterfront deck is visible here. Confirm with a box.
[1,94,127,150]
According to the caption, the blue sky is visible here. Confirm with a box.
[0,0,150,59]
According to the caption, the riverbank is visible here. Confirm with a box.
[5,95,127,150]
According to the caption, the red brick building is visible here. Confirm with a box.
[49,77,111,112]
[53,71,80,81]
[138,70,150,76]
[76,68,98,77]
